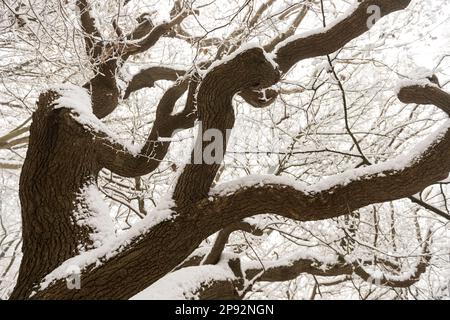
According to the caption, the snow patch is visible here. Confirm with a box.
[130,264,235,300]
[54,84,92,117]
[211,174,306,197]
[73,184,116,249]
[395,78,440,94]
[53,84,141,155]
[243,248,338,272]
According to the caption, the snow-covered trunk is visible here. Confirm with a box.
[11,91,102,299]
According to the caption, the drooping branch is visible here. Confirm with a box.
[123,67,185,99]
[245,235,431,288]
[194,251,431,299]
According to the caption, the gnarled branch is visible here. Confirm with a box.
[96,78,197,177]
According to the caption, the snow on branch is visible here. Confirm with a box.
[203,42,278,76]
[273,0,413,73]
[73,183,116,249]
[53,84,140,155]
[132,238,431,300]
[130,264,235,300]
[36,196,176,293]
[124,7,195,56]
[210,113,449,198]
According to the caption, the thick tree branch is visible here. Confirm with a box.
[143,238,431,300]
[240,0,410,109]
[273,0,413,73]
[33,47,280,299]
[245,235,431,288]
[79,2,193,120]
[172,47,280,205]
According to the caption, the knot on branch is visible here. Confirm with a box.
[199,47,280,100]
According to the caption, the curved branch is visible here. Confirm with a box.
[273,0,412,73]
[123,67,185,99]
[124,9,193,56]
[239,0,413,109]
[197,234,431,299]
[201,85,450,223]
[95,78,197,177]
[80,4,193,120]
[137,241,431,300]
[172,47,280,205]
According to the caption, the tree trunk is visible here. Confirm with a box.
[11,91,101,299]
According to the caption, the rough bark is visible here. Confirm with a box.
[10,91,102,299]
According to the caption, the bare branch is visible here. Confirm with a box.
[264,4,309,52]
